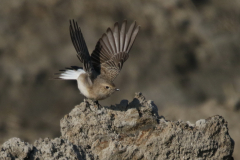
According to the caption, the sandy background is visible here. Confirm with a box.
[0,0,239,158]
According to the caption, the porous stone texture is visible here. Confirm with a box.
[0,137,33,159]
[0,93,235,159]
[0,137,84,160]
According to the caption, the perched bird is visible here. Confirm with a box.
[55,20,140,104]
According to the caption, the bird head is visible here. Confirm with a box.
[93,79,120,100]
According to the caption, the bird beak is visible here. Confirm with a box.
[116,89,120,91]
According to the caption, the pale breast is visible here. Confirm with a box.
[77,73,92,98]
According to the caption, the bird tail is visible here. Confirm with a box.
[55,66,85,80]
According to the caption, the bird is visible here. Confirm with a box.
[55,20,140,106]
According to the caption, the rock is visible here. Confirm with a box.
[0,137,84,160]
[0,93,235,159]
[0,137,33,159]
[32,137,84,160]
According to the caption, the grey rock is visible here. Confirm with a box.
[0,93,234,159]
[32,137,84,160]
[0,137,84,160]
[0,137,33,159]
[61,92,234,160]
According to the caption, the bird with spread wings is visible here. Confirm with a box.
[55,20,140,103]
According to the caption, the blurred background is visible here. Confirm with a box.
[0,0,240,158]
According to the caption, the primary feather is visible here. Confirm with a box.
[91,20,140,81]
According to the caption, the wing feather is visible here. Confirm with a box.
[127,25,140,53]
[106,28,117,53]
[123,21,136,51]
[69,20,94,75]
[91,20,140,81]
[120,20,127,52]
[102,33,114,54]
[113,22,120,53]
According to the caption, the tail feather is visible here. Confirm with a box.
[55,66,85,80]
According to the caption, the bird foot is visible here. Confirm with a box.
[83,98,102,109]
[94,101,102,109]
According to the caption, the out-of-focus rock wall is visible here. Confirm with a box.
[0,0,240,158]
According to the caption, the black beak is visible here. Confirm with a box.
[116,89,120,91]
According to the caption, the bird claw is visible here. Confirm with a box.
[94,101,102,109]
[83,98,102,109]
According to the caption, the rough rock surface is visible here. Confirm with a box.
[0,93,234,159]
[0,137,84,160]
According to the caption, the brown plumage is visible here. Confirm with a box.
[55,20,140,102]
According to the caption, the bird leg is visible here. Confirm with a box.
[94,100,102,108]
[83,98,102,109]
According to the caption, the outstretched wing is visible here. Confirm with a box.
[91,20,140,81]
[69,20,95,76]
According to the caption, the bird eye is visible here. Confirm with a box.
[105,86,109,89]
